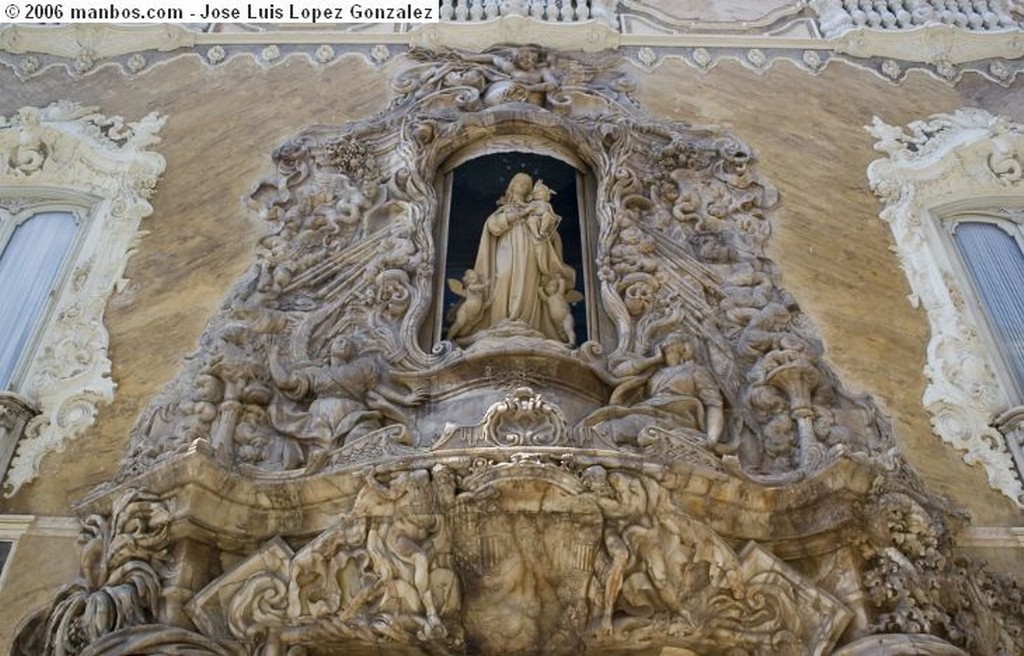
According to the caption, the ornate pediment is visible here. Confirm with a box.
[22,48,1024,656]
[118,46,892,486]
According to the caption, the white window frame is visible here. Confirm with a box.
[0,103,165,495]
[868,108,1024,506]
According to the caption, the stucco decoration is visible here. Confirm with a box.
[23,49,1024,656]
[867,109,1024,506]
[0,102,166,495]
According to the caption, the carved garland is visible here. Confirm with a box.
[867,108,1024,506]
[0,102,166,495]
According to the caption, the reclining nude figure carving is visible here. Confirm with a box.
[448,173,579,345]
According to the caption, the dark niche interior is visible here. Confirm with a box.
[441,152,588,345]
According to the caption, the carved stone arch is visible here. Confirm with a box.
[832,634,969,656]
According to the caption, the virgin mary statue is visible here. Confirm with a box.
[449,173,577,344]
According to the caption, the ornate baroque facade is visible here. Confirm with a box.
[1,3,1023,655]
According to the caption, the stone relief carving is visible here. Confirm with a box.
[23,48,1024,656]
[42,490,172,655]
[857,484,1024,654]
[118,45,889,485]
[0,102,166,495]
[867,108,1024,506]
[182,462,852,655]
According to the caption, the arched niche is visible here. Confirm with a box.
[427,135,608,350]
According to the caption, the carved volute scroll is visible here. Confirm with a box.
[26,48,1024,656]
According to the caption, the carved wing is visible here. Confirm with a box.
[448,277,466,297]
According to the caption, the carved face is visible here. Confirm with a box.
[532,181,552,201]
[513,48,539,70]
[507,173,533,202]
[329,338,355,364]
[663,339,693,365]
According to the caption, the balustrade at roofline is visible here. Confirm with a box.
[0,0,1021,63]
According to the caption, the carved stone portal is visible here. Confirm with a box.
[23,47,1024,656]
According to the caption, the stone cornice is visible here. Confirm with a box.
[958,525,1024,549]
[77,440,882,558]
[1,17,1022,85]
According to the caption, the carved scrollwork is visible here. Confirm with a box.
[482,387,569,447]
[40,490,171,656]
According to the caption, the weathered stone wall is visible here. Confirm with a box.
[0,50,1021,651]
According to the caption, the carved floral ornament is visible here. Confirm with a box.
[0,102,166,495]
[867,108,1024,506]
[19,49,1024,656]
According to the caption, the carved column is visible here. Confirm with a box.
[0,392,38,487]
[995,405,1024,487]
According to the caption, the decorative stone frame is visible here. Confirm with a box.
[0,102,165,495]
[867,108,1024,506]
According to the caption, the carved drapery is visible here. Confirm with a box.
[867,108,1024,506]
[21,49,1024,656]
[0,102,166,495]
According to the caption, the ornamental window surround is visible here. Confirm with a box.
[868,108,1024,506]
[0,103,165,495]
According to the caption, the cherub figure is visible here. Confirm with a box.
[447,269,490,340]
[6,107,48,175]
[539,275,576,346]
[525,179,559,241]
